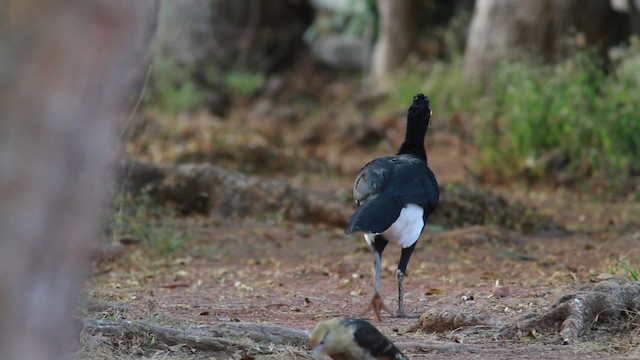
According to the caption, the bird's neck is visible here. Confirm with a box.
[397,123,427,161]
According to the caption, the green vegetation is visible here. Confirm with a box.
[148,57,265,114]
[483,47,640,181]
[148,57,209,114]
[111,192,187,255]
[306,0,376,41]
[623,232,640,281]
[223,70,265,98]
[623,261,639,281]
[387,44,640,189]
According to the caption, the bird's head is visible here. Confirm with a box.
[310,321,330,355]
[407,93,431,127]
[397,93,432,159]
[309,318,352,357]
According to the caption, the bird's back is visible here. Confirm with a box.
[346,154,439,235]
[344,318,408,360]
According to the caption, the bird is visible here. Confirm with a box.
[345,93,439,321]
[309,317,408,360]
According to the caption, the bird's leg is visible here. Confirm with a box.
[395,269,409,318]
[362,235,392,321]
[394,244,419,318]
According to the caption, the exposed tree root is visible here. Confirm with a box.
[114,159,562,232]
[395,341,482,354]
[83,318,488,357]
[115,159,349,227]
[498,281,640,344]
[82,301,308,348]
[199,321,310,347]
[84,319,249,353]
[83,318,311,357]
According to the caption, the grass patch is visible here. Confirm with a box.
[623,232,640,281]
[147,55,267,114]
[223,70,265,98]
[383,43,640,191]
[147,57,210,115]
[111,191,188,256]
[480,47,640,181]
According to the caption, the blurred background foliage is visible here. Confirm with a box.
[137,0,640,198]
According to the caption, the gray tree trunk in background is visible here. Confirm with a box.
[371,0,420,88]
[0,1,157,358]
[157,0,313,72]
[465,0,624,83]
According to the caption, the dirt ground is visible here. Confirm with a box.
[82,90,640,359]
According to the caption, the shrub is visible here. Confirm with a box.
[383,44,640,190]
[479,47,640,182]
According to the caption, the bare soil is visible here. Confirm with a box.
[82,90,640,359]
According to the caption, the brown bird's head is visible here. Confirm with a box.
[310,317,407,360]
[310,318,354,358]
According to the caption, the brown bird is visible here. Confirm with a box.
[310,317,408,360]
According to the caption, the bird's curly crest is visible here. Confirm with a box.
[408,93,430,119]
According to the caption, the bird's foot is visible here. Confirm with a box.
[361,293,393,321]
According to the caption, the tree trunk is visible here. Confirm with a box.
[464,0,624,83]
[0,1,156,358]
[371,0,420,88]
[157,0,314,73]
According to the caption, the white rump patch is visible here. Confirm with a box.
[364,233,376,246]
[381,204,424,248]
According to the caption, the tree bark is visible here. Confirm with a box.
[157,0,314,73]
[464,0,624,83]
[371,0,420,88]
[0,1,157,358]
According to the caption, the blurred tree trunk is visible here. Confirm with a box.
[0,0,8,35]
[465,0,625,83]
[371,0,420,88]
[611,0,640,35]
[0,1,157,359]
[156,0,313,73]
[155,0,313,115]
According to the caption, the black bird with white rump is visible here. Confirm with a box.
[310,317,408,360]
[345,93,439,320]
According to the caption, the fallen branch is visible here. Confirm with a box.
[195,321,309,347]
[84,318,310,352]
[395,341,482,354]
[84,319,249,353]
[84,317,502,357]
[114,159,562,232]
[115,159,349,227]
[497,280,640,344]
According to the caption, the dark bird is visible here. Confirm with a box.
[345,94,439,320]
[310,317,408,360]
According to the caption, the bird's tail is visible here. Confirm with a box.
[345,196,403,235]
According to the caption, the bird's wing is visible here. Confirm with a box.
[352,158,391,204]
[354,155,439,208]
[345,195,402,235]
[346,155,439,235]
[389,162,439,210]
[346,319,407,360]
